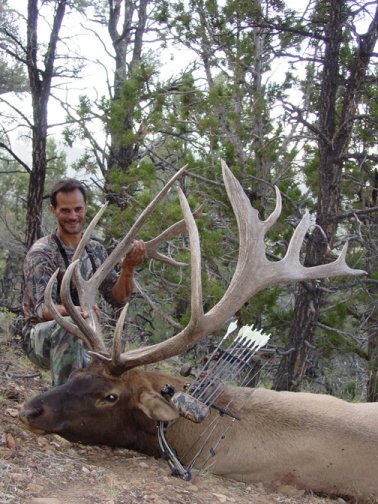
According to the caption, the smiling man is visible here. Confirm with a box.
[23,179,146,386]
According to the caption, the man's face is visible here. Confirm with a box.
[50,189,88,236]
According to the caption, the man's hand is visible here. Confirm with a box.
[112,241,147,304]
[76,307,89,319]
[75,304,101,320]
[122,240,147,270]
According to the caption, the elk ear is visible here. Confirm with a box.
[138,391,179,421]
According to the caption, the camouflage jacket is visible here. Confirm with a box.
[23,231,119,335]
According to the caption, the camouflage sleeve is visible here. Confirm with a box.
[23,249,59,322]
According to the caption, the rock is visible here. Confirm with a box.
[213,493,229,502]
[27,483,45,493]
[6,432,16,449]
[142,494,169,503]
[5,408,19,418]
[0,491,15,502]
[275,484,305,497]
[30,499,62,504]
[36,437,51,448]
[254,497,275,504]
[0,447,11,459]
[51,435,72,449]
[11,472,29,482]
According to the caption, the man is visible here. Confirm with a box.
[23,179,146,386]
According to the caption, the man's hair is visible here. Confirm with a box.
[50,179,87,207]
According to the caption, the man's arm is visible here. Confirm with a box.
[42,303,68,320]
[23,249,70,324]
[111,240,147,304]
[42,303,89,321]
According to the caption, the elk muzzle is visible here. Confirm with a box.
[19,399,59,435]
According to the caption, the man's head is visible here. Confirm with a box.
[50,179,88,238]
[50,179,87,208]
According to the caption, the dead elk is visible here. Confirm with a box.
[20,162,378,501]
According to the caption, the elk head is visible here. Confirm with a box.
[20,160,365,449]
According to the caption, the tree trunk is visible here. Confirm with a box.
[106,0,149,207]
[26,111,48,249]
[25,0,66,249]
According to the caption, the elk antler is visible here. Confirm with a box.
[44,268,106,353]
[45,165,195,345]
[47,160,366,371]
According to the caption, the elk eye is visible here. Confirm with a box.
[105,394,118,403]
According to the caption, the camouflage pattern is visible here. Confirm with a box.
[25,318,90,386]
[23,232,119,385]
[170,392,210,423]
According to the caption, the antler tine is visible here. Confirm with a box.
[60,260,106,353]
[87,302,130,374]
[177,187,204,321]
[277,208,365,282]
[283,210,311,263]
[261,186,282,229]
[81,165,188,296]
[112,302,129,363]
[280,237,363,281]
[44,269,102,352]
[145,205,204,267]
[72,203,109,262]
[44,269,93,347]
[109,160,365,371]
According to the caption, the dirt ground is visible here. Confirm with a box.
[0,337,348,504]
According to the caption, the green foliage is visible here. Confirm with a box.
[0,138,68,233]
[322,303,349,328]
[0,1,28,94]
[109,58,158,138]
[240,287,282,325]
[340,379,364,402]
[317,328,358,359]
[0,59,28,94]
[369,270,378,281]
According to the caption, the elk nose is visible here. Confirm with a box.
[19,404,44,423]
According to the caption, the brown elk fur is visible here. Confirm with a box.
[20,363,378,501]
